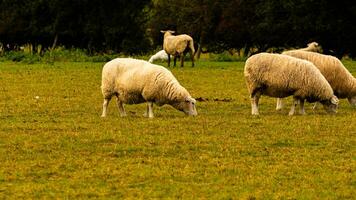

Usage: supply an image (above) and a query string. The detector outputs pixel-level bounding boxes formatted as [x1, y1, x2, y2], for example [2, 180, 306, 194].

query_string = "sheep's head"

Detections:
[172, 97, 197, 116]
[321, 95, 339, 114]
[307, 42, 322, 52]
[160, 30, 175, 38]
[307, 42, 318, 48]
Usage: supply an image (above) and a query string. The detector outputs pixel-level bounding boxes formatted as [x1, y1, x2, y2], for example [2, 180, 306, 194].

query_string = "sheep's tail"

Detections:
[187, 39, 195, 56]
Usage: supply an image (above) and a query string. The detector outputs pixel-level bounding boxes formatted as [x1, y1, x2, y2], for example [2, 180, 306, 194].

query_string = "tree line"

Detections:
[1, 0, 355, 58]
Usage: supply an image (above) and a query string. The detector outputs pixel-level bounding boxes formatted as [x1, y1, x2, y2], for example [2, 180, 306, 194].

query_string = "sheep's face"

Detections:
[172, 97, 197, 116]
[321, 95, 339, 114]
[348, 96, 356, 106]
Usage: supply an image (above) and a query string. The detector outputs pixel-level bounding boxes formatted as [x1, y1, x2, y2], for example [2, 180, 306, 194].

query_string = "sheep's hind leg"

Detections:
[289, 97, 299, 116]
[116, 99, 127, 117]
[276, 98, 284, 110]
[190, 49, 194, 67]
[299, 99, 306, 115]
[251, 93, 261, 115]
[101, 97, 111, 117]
[145, 102, 154, 118]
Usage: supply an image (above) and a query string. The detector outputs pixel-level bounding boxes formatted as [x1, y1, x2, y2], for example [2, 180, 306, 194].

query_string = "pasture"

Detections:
[0, 60, 355, 199]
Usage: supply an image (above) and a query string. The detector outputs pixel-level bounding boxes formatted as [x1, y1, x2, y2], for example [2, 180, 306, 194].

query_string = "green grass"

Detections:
[0, 60, 355, 199]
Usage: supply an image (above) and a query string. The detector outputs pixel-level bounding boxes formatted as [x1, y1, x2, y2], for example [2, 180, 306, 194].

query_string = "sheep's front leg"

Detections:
[276, 98, 284, 110]
[101, 97, 111, 117]
[145, 102, 154, 118]
[289, 98, 299, 116]
[167, 54, 171, 67]
[173, 56, 177, 67]
[180, 53, 184, 67]
[116, 99, 127, 117]
[299, 99, 306, 115]
[251, 93, 261, 115]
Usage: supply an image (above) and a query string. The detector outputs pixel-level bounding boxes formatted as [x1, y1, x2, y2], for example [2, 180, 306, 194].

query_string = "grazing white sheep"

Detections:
[244, 53, 339, 115]
[101, 58, 197, 118]
[276, 50, 356, 110]
[148, 50, 170, 63]
[161, 30, 195, 67]
[276, 42, 321, 110]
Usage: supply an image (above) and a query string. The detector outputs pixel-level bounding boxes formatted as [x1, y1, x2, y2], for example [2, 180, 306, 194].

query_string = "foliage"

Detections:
[0, 0, 152, 54]
[148, 0, 356, 57]
[1, 0, 356, 57]
[0, 48, 119, 63]
[0, 60, 355, 198]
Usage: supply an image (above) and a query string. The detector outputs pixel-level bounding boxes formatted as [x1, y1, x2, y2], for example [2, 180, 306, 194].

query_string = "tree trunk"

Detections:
[51, 34, 58, 51]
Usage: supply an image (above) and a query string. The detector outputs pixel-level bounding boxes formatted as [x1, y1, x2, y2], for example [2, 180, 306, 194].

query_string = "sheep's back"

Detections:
[283, 50, 355, 97]
[164, 35, 193, 54]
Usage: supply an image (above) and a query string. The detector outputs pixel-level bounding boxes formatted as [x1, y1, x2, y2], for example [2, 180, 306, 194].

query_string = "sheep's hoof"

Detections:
[101, 115, 106, 118]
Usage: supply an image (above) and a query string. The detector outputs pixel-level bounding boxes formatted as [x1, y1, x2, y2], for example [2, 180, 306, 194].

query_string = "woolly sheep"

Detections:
[101, 58, 197, 118]
[161, 30, 195, 67]
[298, 42, 321, 52]
[148, 50, 170, 63]
[276, 50, 356, 110]
[244, 53, 339, 115]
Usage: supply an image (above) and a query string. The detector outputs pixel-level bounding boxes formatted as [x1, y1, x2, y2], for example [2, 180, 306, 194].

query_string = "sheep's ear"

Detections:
[331, 95, 339, 105]
[169, 30, 175, 34]
[185, 97, 196, 103]
[160, 30, 166, 33]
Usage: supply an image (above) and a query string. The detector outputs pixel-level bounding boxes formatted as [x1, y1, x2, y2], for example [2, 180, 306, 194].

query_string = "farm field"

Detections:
[0, 60, 355, 199]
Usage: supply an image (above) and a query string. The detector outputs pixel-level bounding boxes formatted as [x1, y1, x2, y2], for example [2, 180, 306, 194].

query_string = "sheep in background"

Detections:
[101, 58, 197, 118]
[244, 53, 339, 115]
[161, 30, 195, 67]
[148, 50, 170, 63]
[298, 42, 322, 52]
[276, 50, 356, 110]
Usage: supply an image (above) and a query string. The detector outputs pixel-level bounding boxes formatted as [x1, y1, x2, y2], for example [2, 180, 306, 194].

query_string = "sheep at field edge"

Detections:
[161, 30, 195, 67]
[298, 42, 321, 52]
[275, 50, 356, 110]
[101, 58, 197, 118]
[244, 53, 339, 115]
[148, 50, 170, 63]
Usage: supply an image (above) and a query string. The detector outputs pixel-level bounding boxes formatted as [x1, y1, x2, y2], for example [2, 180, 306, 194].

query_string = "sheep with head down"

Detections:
[276, 50, 356, 110]
[101, 58, 197, 118]
[244, 53, 339, 115]
[148, 50, 170, 63]
[161, 30, 195, 67]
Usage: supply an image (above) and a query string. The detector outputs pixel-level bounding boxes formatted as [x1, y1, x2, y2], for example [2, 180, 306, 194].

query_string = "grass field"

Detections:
[0, 60, 355, 199]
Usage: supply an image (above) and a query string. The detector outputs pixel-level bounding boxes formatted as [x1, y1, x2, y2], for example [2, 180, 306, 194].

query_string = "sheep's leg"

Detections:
[312, 102, 318, 110]
[173, 56, 177, 67]
[289, 98, 299, 116]
[116, 99, 127, 117]
[180, 53, 184, 67]
[251, 93, 261, 115]
[276, 98, 284, 110]
[299, 99, 306, 115]
[146, 102, 154, 118]
[191, 50, 195, 67]
[101, 97, 111, 117]
[167, 54, 171, 67]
